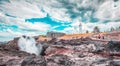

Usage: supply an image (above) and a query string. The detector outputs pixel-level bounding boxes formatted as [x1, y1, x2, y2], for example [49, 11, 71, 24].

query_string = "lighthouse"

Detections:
[79, 22, 82, 33]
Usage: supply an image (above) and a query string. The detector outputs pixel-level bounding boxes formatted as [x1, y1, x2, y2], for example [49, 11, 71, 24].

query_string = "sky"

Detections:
[0, 0, 120, 41]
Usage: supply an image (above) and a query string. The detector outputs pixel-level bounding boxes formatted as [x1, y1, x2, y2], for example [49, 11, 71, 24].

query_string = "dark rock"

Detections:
[90, 59, 109, 66]
[108, 41, 120, 52]
[0, 64, 6, 66]
[6, 59, 21, 66]
[78, 54, 86, 58]
[21, 55, 46, 66]
[47, 54, 75, 66]
[109, 61, 120, 66]
[40, 44, 49, 56]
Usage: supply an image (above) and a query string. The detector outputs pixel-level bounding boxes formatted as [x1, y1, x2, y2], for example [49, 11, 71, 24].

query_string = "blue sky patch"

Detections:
[25, 14, 72, 31]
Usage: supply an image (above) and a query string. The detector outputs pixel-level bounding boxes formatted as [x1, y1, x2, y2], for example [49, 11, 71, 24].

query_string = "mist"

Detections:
[18, 36, 42, 56]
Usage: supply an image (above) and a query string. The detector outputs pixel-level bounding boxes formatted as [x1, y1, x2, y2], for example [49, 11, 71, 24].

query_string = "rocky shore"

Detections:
[0, 37, 120, 66]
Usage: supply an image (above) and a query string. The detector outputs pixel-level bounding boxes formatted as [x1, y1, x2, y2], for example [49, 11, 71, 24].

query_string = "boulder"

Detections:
[47, 54, 75, 66]
[45, 45, 72, 57]
[21, 55, 46, 66]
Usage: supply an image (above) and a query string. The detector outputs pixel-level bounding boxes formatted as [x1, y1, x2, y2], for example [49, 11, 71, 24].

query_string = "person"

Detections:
[98, 34, 101, 39]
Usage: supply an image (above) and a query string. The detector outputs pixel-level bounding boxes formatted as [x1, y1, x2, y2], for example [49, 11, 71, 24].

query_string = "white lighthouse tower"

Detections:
[79, 22, 82, 33]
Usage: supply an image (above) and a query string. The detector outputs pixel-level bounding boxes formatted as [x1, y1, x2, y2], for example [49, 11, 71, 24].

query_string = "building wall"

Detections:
[46, 31, 65, 38]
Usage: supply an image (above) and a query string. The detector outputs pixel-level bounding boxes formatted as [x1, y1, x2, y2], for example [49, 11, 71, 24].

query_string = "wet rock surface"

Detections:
[0, 37, 120, 66]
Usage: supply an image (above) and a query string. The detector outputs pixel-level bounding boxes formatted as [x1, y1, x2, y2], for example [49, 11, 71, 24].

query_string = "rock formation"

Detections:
[0, 35, 120, 66]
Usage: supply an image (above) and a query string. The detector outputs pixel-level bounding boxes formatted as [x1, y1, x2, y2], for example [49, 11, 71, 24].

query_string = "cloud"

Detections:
[0, 30, 21, 41]
[95, 0, 120, 21]
[1, 0, 120, 22]
[17, 21, 51, 32]
[0, 13, 51, 31]
[62, 21, 120, 34]
[0, 0, 120, 41]
[0, 0, 46, 18]
[0, 11, 51, 41]
[0, 29, 41, 41]
[19, 0, 72, 22]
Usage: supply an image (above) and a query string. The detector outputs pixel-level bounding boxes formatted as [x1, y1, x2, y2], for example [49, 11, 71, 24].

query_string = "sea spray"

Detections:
[18, 36, 42, 56]
[18, 36, 26, 51]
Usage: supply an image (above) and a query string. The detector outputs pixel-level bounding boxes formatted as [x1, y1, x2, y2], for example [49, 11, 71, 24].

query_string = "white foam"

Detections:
[18, 36, 42, 56]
